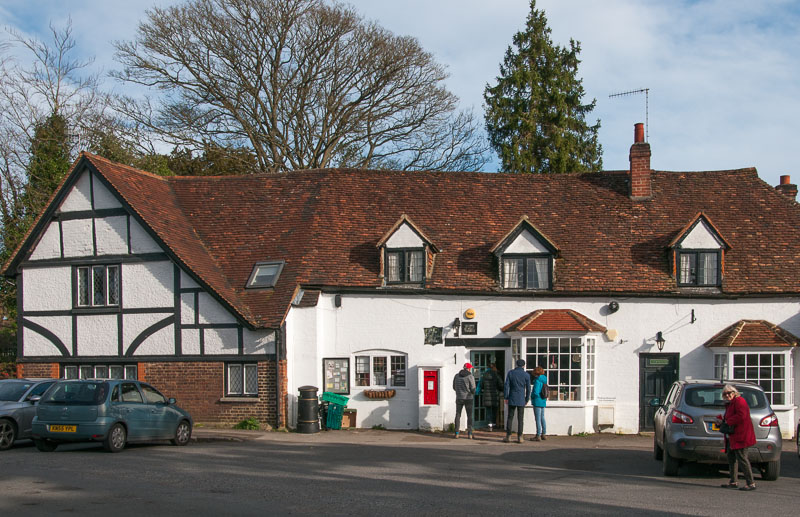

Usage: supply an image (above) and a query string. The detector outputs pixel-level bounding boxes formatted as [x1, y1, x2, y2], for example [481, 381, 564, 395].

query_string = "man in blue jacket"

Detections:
[503, 359, 531, 443]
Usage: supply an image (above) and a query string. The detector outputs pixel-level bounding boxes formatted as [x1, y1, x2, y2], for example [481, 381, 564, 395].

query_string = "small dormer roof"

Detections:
[490, 216, 559, 256]
[669, 212, 731, 250]
[376, 214, 440, 252]
[702, 320, 799, 348]
[501, 309, 606, 333]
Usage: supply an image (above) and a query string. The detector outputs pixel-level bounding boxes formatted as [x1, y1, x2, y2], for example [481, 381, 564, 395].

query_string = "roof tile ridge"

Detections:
[82, 152, 170, 181]
[725, 320, 746, 347]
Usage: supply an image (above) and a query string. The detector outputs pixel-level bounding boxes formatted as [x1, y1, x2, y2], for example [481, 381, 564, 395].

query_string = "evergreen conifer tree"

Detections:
[484, 0, 602, 174]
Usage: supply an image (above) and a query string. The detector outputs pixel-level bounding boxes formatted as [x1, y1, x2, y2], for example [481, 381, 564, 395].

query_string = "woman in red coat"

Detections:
[719, 385, 757, 491]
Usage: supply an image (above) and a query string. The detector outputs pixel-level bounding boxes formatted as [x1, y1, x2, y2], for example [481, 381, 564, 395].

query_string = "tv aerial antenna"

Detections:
[609, 88, 649, 141]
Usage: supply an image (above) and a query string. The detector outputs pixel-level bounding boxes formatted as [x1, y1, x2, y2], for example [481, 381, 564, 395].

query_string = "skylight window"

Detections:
[246, 261, 284, 288]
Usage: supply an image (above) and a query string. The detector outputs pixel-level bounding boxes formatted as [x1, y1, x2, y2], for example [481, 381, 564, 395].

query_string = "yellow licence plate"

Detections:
[49, 425, 76, 433]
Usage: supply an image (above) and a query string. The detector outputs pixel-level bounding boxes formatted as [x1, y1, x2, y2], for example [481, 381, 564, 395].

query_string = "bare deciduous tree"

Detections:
[113, 0, 489, 172]
[0, 21, 111, 323]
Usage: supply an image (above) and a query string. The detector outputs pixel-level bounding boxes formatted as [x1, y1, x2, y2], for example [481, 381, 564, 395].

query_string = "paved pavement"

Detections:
[192, 425, 660, 450]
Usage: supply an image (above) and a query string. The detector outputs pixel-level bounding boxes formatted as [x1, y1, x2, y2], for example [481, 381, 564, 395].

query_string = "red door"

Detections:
[423, 370, 438, 405]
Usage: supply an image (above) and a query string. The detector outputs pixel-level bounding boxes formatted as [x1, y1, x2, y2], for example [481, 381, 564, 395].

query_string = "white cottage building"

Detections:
[5, 125, 800, 437]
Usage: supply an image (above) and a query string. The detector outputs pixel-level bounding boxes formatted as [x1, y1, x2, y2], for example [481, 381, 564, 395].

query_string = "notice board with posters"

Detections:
[323, 358, 350, 394]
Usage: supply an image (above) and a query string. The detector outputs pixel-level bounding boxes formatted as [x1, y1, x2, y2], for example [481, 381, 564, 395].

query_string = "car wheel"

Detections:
[761, 459, 780, 481]
[171, 420, 192, 446]
[662, 447, 679, 476]
[0, 419, 16, 451]
[104, 423, 126, 453]
[33, 439, 58, 452]
[653, 433, 663, 461]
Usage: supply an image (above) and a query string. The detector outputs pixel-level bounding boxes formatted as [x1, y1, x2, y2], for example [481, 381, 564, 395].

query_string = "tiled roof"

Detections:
[702, 320, 799, 348]
[8, 152, 800, 329]
[501, 309, 606, 333]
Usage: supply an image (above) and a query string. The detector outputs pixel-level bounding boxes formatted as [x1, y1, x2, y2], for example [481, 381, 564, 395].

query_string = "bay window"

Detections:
[525, 336, 596, 402]
[713, 351, 793, 406]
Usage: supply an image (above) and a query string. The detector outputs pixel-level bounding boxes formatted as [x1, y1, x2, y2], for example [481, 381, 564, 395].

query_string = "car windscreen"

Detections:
[684, 386, 768, 410]
[39, 382, 108, 405]
[0, 382, 33, 401]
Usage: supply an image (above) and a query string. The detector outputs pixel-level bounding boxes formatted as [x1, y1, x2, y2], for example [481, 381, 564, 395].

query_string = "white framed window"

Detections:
[525, 336, 596, 402]
[226, 363, 258, 396]
[730, 351, 791, 406]
[502, 255, 551, 289]
[63, 364, 137, 380]
[354, 353, 407, 388]
[76, 265, 120, 307]
[713, 353, 727, 381]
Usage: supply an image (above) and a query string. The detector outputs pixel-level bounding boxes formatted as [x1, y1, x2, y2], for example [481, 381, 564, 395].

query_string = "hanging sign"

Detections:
[424, 326, 443, 345]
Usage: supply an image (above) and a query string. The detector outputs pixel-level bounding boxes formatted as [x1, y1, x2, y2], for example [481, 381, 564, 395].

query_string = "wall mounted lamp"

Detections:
[655, 331, 665, 352]
[608, 301, 619, 314]
[453, 317, 461, 337]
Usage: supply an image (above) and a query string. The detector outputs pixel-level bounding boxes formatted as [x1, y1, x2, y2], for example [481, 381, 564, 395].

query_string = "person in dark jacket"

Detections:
[503, 359, 531, 443]
[718, 385, 757, 491]
[453, 363, 476, 439]
[480, 363, 504, 431]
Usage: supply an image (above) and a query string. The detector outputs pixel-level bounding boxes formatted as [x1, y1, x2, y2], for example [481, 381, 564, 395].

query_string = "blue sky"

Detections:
[2, 0, 799, 187]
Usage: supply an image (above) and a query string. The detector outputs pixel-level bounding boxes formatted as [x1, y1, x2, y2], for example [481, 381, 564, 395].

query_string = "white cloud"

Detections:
[3, 0, 799, 185]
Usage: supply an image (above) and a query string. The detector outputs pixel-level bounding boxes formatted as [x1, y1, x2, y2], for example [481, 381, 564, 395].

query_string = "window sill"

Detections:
[219, 396, 259, 403]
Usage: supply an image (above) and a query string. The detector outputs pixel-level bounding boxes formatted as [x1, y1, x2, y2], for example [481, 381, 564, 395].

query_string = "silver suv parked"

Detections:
[653, 379, 781, 480]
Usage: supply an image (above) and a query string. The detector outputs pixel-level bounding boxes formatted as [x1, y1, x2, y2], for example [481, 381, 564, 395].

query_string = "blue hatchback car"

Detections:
[32, 379, 192, 452]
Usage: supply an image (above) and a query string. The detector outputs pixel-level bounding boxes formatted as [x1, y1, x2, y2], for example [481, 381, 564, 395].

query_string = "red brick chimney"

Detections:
[629, 123, 652, 199]
[775, 175, 797, 201]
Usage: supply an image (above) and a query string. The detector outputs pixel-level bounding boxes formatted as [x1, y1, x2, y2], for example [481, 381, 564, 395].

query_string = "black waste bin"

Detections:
[297, 386, 320, 434]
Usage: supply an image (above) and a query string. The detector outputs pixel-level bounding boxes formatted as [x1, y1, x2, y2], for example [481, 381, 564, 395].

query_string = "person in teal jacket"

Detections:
[530, 366, 548, 441]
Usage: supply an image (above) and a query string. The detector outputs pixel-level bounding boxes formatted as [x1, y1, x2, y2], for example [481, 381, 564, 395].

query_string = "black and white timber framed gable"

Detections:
[5, 155, 277, 366]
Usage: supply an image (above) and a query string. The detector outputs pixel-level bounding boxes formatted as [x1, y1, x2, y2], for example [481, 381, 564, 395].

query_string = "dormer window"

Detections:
[678, 251, 719, 286]
[502, 255, 551, 289]
[246, 260, 284, 289]
[377, 215, 439, 288]
[386, 249, 424, 284]
[491, 217, 558, 291]
[670, 213, 729, 289]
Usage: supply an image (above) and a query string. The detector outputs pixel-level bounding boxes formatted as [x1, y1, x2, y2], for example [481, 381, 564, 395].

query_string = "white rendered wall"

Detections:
[286, 293, 800, 435]
[76, 314, 118, 356]
[124, 313, 172, 354]
[61, 219, 93, 257]
[23, 316, 71, 356]
[29, 222, 61, 260]
[123, 262, 174, 309]
[95, 216, 128, 255]
[132, 324, 174, 356]
[198, 292, 236, 324]
[680, 221, 722, 249]
[129, 219, 161, 254]
[204, 328, 240, 355]
[505, 230, 550, 254]
[385, 223, 423, 248]
[23, 268, 71, 311]
[243, 329, 276, 355]
[59, 172, 93, 212]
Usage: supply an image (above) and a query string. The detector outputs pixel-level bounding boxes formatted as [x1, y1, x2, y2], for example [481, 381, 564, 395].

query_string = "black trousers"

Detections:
[455, 398, 474, 432]
[506, 405, 524, 436]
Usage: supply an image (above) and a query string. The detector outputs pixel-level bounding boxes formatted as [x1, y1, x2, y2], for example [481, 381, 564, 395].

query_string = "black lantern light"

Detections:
[655, 331, 665, 351]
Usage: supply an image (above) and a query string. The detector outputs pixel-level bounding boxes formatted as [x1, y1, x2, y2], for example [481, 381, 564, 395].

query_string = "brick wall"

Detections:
[18, 362, 59, 379]
[141, 360, 282, 428]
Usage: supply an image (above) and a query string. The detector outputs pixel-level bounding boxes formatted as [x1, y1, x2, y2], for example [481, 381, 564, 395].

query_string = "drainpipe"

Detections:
[275, 325, 283, 429]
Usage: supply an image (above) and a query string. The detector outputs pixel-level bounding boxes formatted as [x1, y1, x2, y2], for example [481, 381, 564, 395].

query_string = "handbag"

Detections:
[719, 421, 735, 435]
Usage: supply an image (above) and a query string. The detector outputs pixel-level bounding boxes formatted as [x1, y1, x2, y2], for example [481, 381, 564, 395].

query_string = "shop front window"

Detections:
[525, 336, 596, 402]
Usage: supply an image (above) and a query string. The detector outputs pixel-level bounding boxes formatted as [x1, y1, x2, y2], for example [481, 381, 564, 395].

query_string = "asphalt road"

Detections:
[1, 431, 798, 516]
